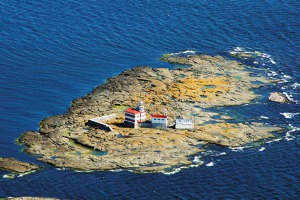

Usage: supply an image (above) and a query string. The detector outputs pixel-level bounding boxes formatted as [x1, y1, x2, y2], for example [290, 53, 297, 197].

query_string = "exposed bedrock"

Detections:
[17, 54, 282, 172]
[0, 157, 41, 174]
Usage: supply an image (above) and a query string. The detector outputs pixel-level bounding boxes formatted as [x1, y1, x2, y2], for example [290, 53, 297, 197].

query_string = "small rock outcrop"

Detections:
[0, 157, 41, 174]
[268, 92, 291, 103]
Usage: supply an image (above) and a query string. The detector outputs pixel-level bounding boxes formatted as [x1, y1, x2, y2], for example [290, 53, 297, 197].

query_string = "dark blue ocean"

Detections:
[1, 0, 300, 199]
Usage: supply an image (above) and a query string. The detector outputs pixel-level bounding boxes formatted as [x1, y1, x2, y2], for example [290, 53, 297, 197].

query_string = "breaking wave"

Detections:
[205, 162, 214, 167]
[229, 47, 276, 66]
[266, 138, 282, 144]
[258, 147, 266, 152]
[285, 124, 300, 141]
[260, 116, 269, 119]
[170, 50, 197, 57]
[280, 112, 299, 119]
[230, 147, 245, 152]
[162, 162, 204, 175]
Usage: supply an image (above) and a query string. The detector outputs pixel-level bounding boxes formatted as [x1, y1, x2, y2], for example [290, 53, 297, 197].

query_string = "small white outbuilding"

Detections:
[175, 119, 194, 130]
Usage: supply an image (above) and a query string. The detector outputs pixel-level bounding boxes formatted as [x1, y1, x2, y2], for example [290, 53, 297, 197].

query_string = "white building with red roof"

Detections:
[124, 102, 146, 128]
[151, 109, 168, 130]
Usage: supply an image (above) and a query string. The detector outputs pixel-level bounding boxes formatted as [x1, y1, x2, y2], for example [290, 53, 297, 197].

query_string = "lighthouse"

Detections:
[124, 102, 146, 128]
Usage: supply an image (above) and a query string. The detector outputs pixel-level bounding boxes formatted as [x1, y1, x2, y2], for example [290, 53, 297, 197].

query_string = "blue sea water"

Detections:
[0, 0, 300, 199]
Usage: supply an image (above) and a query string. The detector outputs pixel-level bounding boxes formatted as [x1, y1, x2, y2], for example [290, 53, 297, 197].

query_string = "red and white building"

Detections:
[124, 102, 146, 128]
[151, 109, 168, 130]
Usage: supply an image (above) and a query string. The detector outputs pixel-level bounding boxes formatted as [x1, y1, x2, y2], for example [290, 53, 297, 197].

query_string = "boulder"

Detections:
[268, 92, 291, 103]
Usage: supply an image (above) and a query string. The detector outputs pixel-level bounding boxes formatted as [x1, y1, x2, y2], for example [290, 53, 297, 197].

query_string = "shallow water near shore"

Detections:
[1, 0, 300, 199]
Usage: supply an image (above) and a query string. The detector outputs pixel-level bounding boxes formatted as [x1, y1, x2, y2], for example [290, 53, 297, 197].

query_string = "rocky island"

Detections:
[17, 54, 281, 173]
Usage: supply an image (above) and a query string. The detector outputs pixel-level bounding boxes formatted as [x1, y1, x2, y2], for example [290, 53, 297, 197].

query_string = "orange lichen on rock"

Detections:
[167, 76, 230, 102]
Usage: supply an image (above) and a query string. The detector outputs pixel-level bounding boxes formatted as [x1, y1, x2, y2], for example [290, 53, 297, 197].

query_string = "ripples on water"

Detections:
[0, 0, 299, 199]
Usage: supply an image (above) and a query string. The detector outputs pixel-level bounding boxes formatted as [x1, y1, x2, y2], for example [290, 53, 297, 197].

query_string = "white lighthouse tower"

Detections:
[124, 101, 146, 128]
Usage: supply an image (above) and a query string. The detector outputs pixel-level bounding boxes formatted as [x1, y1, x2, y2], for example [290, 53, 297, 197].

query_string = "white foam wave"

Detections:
[230, 147, 244, 151]
[260, 53, 277, 65]
[279, 79, 288, 83]
[285, 124, 300, 141]
[230, 47, 277, 67]
[261, 53, 270, 58]
[214, 152, 227, 156]
[229, 47, 276, 67]
[283, 92, 295, 102]
[260, 54, 277, 66]
[229, 47, 261, 57]
[274, 138, 282, 142]
[270, 58, 276, 64]
[285, 132, 295, 141]
[109, 169, 124, 173]
[260, 116, 269, 119]
[283, 75, 292, 79]
[74, 169, 94, 173]
[3, 170, 36, 179]
[266, 138, 282, 143]
[267, 70, 278, 77]
[193, 155, 202, 163]
[205, 162, 214, 167]
[163, 167, 182, 175]
[56, 167, 67, 171]
[162, 161, 204, 175]
[258, 147, 266, 152]
[280, 112, 299, 119]
[291, 83, 300, 89]
[234, 47, 244, 52]
[201, 150, 215, 156]
[181, 50, 196, 54]
[3, 174, 15, 179]
[281, 86, 288, 90]
[279, 74, 294, 84]
[171, 50, 197, 56]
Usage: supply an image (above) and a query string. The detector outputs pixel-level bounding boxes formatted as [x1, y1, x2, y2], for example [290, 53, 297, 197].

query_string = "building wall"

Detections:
[87, 120, 113, 131]
[151, 118, 167, 124]
[175, 119, 194, 130]
[125, 112, 146, 123]
[138, 121, 152, 128]
[91, 114, 117, 122]
[175, 123, 193, 130]
[124, 121, 137, 128]
[87, 114, 116, 131]
[152, 123, 168, 130]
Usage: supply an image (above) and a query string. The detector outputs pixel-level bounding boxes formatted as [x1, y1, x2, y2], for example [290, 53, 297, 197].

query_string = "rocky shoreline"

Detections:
[17, 54, 282, 173]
